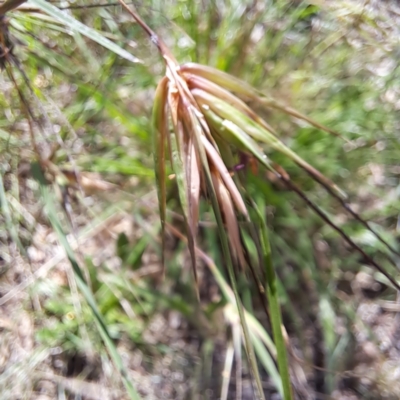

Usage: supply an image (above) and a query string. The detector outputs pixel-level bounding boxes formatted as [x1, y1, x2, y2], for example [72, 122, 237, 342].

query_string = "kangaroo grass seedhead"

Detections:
[119, 0, 400, 293]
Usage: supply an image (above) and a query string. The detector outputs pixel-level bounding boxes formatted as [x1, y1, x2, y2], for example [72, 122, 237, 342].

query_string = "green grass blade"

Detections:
[253, 201, 293, 400]
[194, 88, 344, 195]
[187, 75, 277, 135]
[199, 106, 274, 172]
[251, 332, 283, 397]
[28, 0, 141, 64]
[196, 90, 345, 198]
[220, 339, 234, 400]
[188, 111, 266, 400]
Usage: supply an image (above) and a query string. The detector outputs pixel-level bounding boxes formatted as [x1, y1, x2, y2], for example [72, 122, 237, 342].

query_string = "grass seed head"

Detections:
[152, 55, 349, 276]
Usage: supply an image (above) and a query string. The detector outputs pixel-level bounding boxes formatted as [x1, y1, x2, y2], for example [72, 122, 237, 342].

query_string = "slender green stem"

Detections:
[254, 202, 293, 400]
[189, 114, 265, 400]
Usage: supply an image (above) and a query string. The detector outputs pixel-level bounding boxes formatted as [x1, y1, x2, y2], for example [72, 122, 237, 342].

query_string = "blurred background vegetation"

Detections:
[0, 0, 400, 399]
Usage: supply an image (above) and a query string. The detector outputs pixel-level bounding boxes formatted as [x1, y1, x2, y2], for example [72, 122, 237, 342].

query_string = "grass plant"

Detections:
[0, 1, 399, 399]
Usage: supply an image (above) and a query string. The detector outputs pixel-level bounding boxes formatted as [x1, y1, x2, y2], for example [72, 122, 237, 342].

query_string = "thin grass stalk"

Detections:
[167, 223, 283, 395]
[219, 219, 265, 400]
[232, 323, 243, 400]
[220, 339, 234, 400]
[253, 201, 293, 400]
[251, 332, 283, 396]
[188, 111, 266, 400]
[278, 176, 400, 291]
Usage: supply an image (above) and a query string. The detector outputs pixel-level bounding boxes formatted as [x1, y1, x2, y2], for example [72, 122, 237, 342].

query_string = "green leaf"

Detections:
[253, 201, 293, 400]
[28, 0, 141, 64]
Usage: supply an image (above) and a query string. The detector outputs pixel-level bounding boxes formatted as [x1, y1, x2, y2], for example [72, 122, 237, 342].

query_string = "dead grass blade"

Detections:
[211, 169, 246, 269]
[170, 118, 199, 291]
[201, 135, 248, 216]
